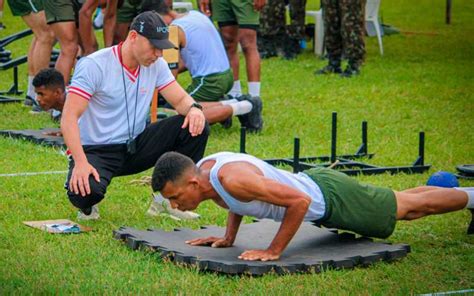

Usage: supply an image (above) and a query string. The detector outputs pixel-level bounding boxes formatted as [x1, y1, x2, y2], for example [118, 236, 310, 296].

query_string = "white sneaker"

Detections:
[77, 205, 100, 221]
[147, 193, 200, 221]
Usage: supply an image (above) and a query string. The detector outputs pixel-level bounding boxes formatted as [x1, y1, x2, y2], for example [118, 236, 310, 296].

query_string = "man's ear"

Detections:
[188, 176, 199, 188]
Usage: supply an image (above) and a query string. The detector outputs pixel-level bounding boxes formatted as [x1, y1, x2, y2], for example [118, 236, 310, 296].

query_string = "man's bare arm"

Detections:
[79, 0, 99, 55]
[61, 93, 100, 197]
[220, 163, 311, 261]
[186, 212, 243, 247]
[103, 0, 118, 47]
[159, 81, 206, 136]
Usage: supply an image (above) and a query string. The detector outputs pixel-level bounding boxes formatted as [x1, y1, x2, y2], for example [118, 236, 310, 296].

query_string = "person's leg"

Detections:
[284, 0, 307, 59]
[50, 21, 79, 83]
[401, 186, 440, 194]
[339, 0, 365, 77]
[66, 145, 125, 212]
[395, 187, 469, 220]
[239, 28, 260, 94]
[0, 0, 4, 29]
[315, 0, 343, 74]
[117, 115, 210, 176]
[220, 25, 240, 83]
[21, 11, 55, 74]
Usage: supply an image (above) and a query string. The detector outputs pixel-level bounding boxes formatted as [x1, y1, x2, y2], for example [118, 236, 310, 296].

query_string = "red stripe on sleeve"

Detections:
[157, 80, 176, 91]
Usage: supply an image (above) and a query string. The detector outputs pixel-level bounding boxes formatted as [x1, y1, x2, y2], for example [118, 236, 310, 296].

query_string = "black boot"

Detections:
[315, 60, 342, 75]
[340, 61, 361, 78]
[282, 37, 301, 60]
[258, 35, 278, 59]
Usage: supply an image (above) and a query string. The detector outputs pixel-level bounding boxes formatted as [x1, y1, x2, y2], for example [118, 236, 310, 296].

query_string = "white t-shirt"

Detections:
[68, 44, 175, 145]
[171, 11, 230, 78]
[197, 152, 326, 221]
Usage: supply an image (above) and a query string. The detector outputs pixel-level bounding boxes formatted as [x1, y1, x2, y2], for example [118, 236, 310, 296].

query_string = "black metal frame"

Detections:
[0, 30, 61, 103]
[239, 112, 431, 176]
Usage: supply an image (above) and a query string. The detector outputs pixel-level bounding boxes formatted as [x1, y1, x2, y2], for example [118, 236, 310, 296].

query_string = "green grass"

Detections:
[1, 0, 474, 294]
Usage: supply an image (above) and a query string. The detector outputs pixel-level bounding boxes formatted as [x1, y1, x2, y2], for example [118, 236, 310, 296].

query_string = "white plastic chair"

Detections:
[305, 10, 324, 56]
[365, 0, 383, 55]
[173, 1, 193, 12]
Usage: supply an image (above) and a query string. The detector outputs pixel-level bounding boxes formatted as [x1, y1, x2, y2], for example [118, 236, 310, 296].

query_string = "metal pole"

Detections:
[240, 127, 246, 153]
[293, 137, 300, 173]
[362, 121, 368, 155]
[418, 132, 425, 166]
[331, 112, 337, 163]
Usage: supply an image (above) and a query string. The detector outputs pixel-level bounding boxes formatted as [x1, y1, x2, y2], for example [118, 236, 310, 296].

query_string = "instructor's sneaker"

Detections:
[77, 205, 100, 221]
[468, 209, 474, 235]
[147, 193, 200, 221]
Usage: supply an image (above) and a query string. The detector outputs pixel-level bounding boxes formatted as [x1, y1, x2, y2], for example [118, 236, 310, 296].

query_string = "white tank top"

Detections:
[171, 11, 230, 77]
[197, 152, 326, 221]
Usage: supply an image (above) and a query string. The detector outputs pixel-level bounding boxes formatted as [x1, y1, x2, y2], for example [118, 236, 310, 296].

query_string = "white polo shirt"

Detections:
[69, 44, 175, 145]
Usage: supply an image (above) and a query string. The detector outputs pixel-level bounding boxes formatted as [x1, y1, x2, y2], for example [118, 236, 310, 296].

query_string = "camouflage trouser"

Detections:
[259, 0, 286, 37]
[322, 0, 366, 66]
[287, 0, 307, 40]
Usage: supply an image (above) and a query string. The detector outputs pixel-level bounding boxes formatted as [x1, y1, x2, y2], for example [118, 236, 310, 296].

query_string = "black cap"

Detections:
[130, 11, 177, 50]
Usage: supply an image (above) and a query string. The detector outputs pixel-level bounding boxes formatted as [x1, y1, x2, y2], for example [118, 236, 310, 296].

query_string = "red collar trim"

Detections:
[115, 42, 140, 80]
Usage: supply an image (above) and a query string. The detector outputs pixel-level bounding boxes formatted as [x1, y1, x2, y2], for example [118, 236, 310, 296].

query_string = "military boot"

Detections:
[340, 61, 361, 78]
[315, 59, 342, 75]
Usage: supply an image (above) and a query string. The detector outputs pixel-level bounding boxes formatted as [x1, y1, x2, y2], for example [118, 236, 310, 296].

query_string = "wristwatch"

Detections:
[189, 102, 203, 111]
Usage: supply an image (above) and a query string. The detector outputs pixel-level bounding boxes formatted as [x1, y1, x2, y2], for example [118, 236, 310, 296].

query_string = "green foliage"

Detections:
[0, 0, 473, 294]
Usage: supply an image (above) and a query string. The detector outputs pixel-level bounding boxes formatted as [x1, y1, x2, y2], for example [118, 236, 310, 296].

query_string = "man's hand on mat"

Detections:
[182, 107, 206, 137]
[185, 236, 233, 248]
[238, 249, 280, 261]
[70, 161, 100, 197]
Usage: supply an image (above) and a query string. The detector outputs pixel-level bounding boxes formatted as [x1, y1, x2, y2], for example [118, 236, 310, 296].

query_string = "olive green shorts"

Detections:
[211, 0, 260, 28]
[186, 69, 233, 102]
[43, 0, 82, 24]
[117, 0, 141, 24]
[7, 0, 43, 17]
[304, 168, 397, 239]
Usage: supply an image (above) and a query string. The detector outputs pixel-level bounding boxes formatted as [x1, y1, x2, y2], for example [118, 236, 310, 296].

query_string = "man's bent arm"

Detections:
[103, 0, 118, 47]
[160, 81, 206, 136]
[79, 0, 99, 55]
[61, 93, 100, 196]
[220, 163, 311, 259]
[61, 93, 89, 164]
[224, 212, 243, 244]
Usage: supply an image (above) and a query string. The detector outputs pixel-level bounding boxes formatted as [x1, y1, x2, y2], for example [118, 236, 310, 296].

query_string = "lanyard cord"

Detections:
[120, 46, 139, 141]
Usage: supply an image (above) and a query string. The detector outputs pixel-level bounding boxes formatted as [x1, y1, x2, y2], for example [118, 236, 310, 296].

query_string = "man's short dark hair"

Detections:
[140, 0, 170, 14]
[32, 68, 65, 91]
[152, 151, 197, 192]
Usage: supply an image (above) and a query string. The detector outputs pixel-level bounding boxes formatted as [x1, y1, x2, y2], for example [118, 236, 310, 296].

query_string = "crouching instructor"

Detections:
[61, 11, 209, 218]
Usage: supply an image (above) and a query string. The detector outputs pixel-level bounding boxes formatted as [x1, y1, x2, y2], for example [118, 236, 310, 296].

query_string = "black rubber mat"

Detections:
[0, 128, 64, 147]
[114, 220, 410, 275]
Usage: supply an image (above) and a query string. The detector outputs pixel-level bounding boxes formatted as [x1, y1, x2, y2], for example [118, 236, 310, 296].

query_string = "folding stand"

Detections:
[240, 112, 431, 176]
[0, 29, 59, 103]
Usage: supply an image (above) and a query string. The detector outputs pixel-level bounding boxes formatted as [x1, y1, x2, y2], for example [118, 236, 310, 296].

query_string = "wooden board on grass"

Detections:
[23, 219, 92, 234]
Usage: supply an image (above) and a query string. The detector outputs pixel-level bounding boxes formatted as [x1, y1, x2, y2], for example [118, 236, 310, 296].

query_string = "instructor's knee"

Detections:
[67, 179, 106, 209]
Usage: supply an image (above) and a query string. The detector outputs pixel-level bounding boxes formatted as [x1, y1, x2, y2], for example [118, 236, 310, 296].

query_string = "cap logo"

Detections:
[139, 21, 145, 33]
[156, 26, 169, 34]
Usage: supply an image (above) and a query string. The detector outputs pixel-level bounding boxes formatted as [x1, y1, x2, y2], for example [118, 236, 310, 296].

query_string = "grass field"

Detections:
[1, 0, 473, 294]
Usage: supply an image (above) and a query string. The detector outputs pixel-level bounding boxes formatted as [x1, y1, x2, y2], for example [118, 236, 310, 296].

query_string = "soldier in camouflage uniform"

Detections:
[284, 0, 307, 59]
[257, 0, 286, 59]
[258, 0, 306, 59]
[315, 0, 366, 77]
